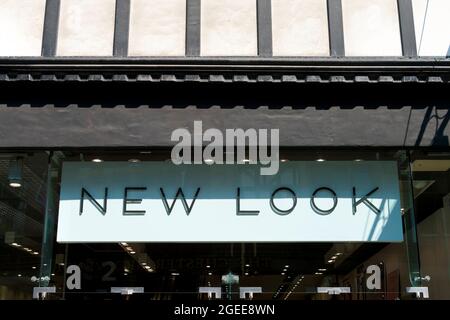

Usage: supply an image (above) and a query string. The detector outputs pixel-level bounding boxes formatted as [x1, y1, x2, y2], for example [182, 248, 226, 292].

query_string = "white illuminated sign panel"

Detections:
[57, 161, 403, 242]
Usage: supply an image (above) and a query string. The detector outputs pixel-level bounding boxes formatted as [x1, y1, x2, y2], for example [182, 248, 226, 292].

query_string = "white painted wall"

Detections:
[201, 0, 258, 56]
[128, 0, 186, 56]
[1, 0, 447, 58]
[272, 0, 329, 56]
[57, 0, 116, 56]
[412, 0, 450, 57]
[0, 0, 46, 56]
[342, 0, 402, 56]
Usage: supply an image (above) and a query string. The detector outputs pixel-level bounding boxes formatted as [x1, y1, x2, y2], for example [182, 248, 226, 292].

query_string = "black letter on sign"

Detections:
[236, 188, 260, 216]
[270, 187, 297, 216]
[352, 187, 381, 215]
[123, 187, 147, 215]
[160, 188, 200, 216]
[310, 187, 338, 216]
[80, 188, 108, 215]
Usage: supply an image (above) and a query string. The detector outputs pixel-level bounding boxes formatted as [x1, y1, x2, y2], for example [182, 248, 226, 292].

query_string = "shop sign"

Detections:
[57, 161, 403, 242]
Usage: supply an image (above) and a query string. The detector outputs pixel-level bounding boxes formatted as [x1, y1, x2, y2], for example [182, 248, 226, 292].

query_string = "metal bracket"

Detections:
[111, 287, 144, 295]
[240, 287, 262, 299]
[199, 287, 222, 299]
[317, 287, 351, 295]
[33, 287, 56, 299]
[406, 287, 429, 299]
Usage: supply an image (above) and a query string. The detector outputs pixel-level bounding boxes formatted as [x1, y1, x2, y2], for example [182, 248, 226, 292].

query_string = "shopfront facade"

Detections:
[0, 0, 450, 300]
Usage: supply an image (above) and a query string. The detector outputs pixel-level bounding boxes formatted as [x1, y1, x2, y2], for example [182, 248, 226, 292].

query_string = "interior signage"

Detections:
[57, 161, 403, 242]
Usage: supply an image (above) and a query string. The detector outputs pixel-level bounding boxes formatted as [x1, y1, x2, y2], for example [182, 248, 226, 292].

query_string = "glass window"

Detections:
[0, 153, 49, 299]
[410, 151, 450, 299]
[4, 149, 448, 300]
[36, 149, 421, 300]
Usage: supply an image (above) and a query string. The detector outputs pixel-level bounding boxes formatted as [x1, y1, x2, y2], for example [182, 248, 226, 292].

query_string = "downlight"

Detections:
[8, 157, 23, 188]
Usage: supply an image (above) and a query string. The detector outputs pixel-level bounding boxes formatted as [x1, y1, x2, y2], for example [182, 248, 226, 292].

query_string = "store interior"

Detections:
[0, 150, 449, 300]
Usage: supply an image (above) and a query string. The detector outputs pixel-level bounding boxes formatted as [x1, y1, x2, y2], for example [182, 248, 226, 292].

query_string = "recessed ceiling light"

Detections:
[128, 159, 140, 163]
[91, 158, 103, 163]
[245, 264, 250, 267]
[244, 272, 249, 276]
[208, 272, 212, 276]
[327, 259, 334, 263]
[8, 158, 23, 188]
[318, 268, 327, 272]
[33, 252, 39, 255]
[331, 255, 337, 259]
[315, 272, 323, 275]
[281, 159, 288, 163]
[242, 159, 250, 163]
[130, 251, 135, 254]
[284, 265, 289, 268]
[355, 159, 363, 162]
[32, 266, 36, 270]
[17, 274, 22, 277]
[51, 273, 55, 276]
[9, 182, 21, 188]
[171, 272, 180, 276]
[206, 265, 210, 269]
[281, 272, 285, 275]
[204, 159, 214, 164]
[316, 158, 326, 162]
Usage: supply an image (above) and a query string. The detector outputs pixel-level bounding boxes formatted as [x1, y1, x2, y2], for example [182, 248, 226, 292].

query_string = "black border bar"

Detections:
[257, 0, 273, 57]
[41, 0, 61, 57]
[113, 0, 131, 57]
[186, 0, 201, 56]
[397, 0, 418, 57]
[327, 0, 345, 57]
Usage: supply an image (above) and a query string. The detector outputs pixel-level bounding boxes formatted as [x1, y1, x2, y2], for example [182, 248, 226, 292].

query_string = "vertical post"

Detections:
[39, 152, 62, 288]
[397, 0, 418, 57]
[41, 0, 61, 57]
[257, 0, 272, 57]
[114, 0, 131, 57]
[327, 0, 345, 57]
[186, 0, 201, 56]
[397, 150, 421, 287]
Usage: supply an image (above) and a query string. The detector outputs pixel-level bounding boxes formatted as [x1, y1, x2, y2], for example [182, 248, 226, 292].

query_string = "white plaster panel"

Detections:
[201, 0, 258, 56]
[342, 0, 402, 56]
[272, 0, 329, 56]
[57, 0, 116, 56]
[0, 0, 46, 56]
[412, 0, 450, 56]
[128, 0, 186, 56]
